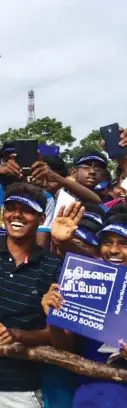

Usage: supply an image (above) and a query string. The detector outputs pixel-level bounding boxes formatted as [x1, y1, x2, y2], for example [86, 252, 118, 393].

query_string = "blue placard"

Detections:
[47, 253, 127, 347]
[38, 144, 59, 157]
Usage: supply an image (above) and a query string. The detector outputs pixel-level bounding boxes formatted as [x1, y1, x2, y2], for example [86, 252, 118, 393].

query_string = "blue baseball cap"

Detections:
[98, 223, 127, 239]
[84, 212, 103, 225]
[0, 142, 15, 158]
[74, 151, 107, 168]
[75, 227, 99, 246]
[5, 195, 43, 214]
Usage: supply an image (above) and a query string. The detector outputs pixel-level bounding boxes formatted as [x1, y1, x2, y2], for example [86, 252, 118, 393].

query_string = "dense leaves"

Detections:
[0, 117, 75, 147]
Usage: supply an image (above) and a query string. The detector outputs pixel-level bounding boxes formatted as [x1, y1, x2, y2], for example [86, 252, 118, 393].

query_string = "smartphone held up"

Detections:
[14, 140, 38, 179]
[100, 123, 127, 160]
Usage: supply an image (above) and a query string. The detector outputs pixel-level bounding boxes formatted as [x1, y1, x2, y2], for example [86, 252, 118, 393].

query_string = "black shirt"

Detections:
[0, 238, 63, 391]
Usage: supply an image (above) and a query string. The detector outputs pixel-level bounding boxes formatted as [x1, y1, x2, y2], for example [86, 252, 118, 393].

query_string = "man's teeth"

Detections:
[11, 222, 24, 230]
[109, 258, 123, 263]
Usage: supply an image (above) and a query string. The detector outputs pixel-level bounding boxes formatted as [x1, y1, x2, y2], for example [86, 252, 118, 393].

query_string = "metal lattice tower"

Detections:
[27, 89, 36, 124]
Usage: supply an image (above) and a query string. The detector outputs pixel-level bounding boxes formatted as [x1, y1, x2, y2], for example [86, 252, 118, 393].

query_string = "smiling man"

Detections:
[99, 206, 127, 265]
[0, 182, 65, 408]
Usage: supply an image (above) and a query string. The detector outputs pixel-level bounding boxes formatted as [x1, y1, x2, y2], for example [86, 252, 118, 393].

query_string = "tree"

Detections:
[70, 130, 102, 161]
[0, 117, 75, 147]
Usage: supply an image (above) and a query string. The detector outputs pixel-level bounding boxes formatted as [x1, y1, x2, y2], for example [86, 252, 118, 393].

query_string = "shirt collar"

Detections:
[0, 237, 43, 263]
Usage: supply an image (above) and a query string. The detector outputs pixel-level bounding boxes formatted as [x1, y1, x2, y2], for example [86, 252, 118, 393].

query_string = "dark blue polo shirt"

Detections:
[0, 238, 63, 391]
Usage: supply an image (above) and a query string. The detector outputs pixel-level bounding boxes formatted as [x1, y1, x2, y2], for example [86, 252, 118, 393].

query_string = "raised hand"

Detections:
[119, 129, 127, 147]
[100, 128, 127, 149]
[31, 160, 49, 183]
[51, 201, 85, 242]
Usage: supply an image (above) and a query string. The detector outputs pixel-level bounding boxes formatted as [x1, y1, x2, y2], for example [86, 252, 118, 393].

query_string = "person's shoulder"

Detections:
[40, 246, 62, 265]
[37, 246, 63, 283]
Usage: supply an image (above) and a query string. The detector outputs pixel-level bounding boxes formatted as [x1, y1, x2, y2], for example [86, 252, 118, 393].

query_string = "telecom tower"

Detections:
[27, 90, 36, 124]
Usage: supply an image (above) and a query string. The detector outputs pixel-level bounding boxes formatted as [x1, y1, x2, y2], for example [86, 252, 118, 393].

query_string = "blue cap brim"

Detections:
[84, 212, 103, 225]
[5, 196, 43, 214]
[1, 148, 15, 155]
[75, 155, 106, 167]
[75, 227, 98, 246]
[98, 223, 127, 239]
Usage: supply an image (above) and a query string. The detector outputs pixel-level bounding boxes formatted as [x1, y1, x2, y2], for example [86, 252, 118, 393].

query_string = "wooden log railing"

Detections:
[0, 343, 127, 382]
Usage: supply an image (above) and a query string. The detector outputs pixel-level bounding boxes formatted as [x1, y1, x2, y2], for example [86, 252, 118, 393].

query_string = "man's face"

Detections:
[76, 161, 105, 188]
[100, 232, 127, 265]
[3, 201, 44, 240]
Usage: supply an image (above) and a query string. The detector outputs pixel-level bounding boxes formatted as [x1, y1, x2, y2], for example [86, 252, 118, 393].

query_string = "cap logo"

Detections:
[76, 155, 106, 167]
[75, 228, 98, 246]
[104, 224, 127, 236]
[5, 196, 43, 214]
[85, 212, 103, 225]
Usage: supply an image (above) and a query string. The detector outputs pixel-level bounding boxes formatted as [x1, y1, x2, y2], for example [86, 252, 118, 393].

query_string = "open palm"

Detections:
[51, 202, 85, 242]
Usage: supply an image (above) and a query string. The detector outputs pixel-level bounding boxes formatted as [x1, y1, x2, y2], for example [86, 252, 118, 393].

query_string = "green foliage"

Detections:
[70, 130, 102, 161]
[0, 117, 75, 147]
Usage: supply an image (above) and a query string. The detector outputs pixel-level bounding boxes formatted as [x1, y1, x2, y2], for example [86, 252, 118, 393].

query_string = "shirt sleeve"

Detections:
[37, 193, 56, 233]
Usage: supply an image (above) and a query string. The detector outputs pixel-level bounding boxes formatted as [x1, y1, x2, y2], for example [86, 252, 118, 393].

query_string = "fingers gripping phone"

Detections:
[100, 123, 127, 159]
[14, 140, 38, 177]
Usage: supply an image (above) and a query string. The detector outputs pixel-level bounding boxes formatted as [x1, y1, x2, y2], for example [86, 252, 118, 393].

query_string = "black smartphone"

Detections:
[100, 123, 127, 159]
[14, 139, 38, 176]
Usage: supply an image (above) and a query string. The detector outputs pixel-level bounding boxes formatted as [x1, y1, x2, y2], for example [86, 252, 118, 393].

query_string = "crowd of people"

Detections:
[0, 130, 127, 407]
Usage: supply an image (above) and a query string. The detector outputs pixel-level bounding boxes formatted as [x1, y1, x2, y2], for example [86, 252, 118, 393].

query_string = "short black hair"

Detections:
[5, 182, 47, 213]
[73, 149, 107, 168]
[104, 203, 127, 226]
[44, 155, 68, 178]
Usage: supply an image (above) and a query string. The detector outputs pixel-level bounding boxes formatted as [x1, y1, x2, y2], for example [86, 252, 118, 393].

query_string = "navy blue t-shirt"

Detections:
[73, 338, 127, 408]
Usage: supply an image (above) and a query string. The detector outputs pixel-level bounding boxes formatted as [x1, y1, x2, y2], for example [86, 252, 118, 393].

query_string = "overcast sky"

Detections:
[0, 0, 127, 141]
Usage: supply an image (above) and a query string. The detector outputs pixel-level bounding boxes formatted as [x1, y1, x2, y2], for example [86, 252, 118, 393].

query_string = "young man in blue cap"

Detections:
[0, 182, 73, 408]
[0, 142, 56, 248]
[99, 203, 127, 266]
[72, 150, 108, 190]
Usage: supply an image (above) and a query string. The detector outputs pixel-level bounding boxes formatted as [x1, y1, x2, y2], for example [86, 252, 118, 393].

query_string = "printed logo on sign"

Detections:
[61, 256, 117, 315]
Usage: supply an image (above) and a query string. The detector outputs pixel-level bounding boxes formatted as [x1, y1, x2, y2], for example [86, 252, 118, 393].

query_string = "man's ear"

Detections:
[39, 213, 46, 226]
[70, 168, 78, 180]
